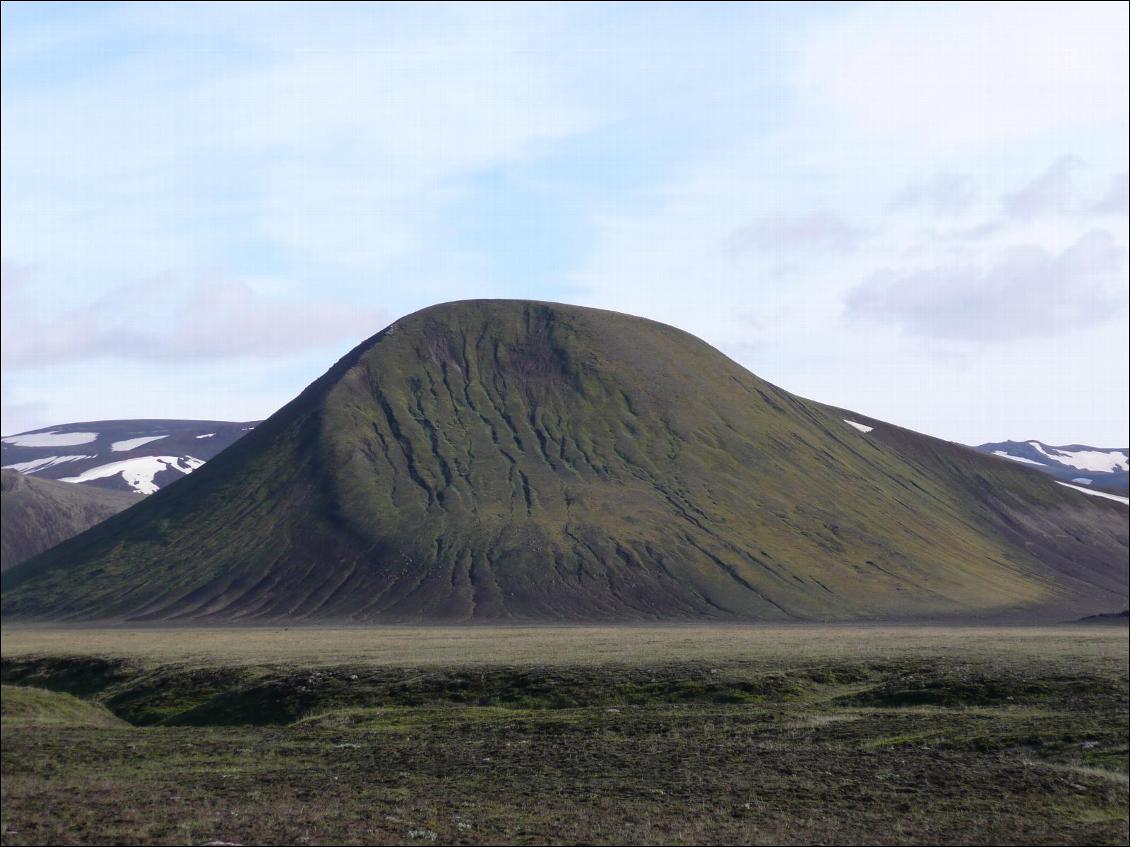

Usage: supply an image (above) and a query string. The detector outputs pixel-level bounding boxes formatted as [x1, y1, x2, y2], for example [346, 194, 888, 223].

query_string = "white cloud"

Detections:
[1, 3, 607, 298]
[801, 3, 1130, 149]
[1, 267, 386, 369]
[1092, 173, 1129, 216]
[729, 211, 868, 254]
[846, 230, 1127, 341]
[1003, 156, 1085, 219]
[1, 4, 616, 432]
[891, 173, 980, 216]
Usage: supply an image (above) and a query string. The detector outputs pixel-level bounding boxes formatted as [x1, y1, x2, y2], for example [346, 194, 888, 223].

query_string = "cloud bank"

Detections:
[847, 230, 1126, 342]
[1, 266, 385, 369]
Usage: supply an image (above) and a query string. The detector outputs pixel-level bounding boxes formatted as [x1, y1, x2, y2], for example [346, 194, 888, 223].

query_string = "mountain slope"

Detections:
[2, 300, 1126, 622]
[1, 420, 259, 494]
[1, 470, 138, 571]
[975, 440, 1129, 493]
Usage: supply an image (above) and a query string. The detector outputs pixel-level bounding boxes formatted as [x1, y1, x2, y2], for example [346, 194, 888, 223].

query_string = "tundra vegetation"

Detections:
[2, 625, 1127, 846]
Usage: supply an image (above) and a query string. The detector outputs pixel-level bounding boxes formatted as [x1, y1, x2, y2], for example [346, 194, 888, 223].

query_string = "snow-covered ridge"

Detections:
[1056, 482, 1130, 506]
[2, 455, 96, 474]
[2, 431, 98, 447]
[112, 435, 168, 452]
[60, 456, 205, 495]
[1, 419, 260, 493]
[1028, 442, 1128, 473]
[976, 439, 1128, 494]
[994, 451, 1046, 466]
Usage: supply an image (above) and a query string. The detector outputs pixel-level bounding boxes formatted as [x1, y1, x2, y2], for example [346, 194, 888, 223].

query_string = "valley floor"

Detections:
[1, 626, 1127, 846]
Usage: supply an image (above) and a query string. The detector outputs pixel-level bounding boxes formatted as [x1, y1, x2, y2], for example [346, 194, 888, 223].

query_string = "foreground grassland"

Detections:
[1, 626, 1127, 846]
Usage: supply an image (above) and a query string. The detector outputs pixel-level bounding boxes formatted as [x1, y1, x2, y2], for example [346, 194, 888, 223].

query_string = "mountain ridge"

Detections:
[975, 439, 1128, 493]
[1, 419, 259, 494]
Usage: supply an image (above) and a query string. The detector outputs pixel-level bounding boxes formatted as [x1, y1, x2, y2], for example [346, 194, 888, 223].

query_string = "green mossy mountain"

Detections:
[2, 301, 1126, 622]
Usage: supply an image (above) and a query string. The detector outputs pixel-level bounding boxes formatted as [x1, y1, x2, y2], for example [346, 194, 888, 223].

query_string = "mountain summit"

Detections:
[3, 300, 1126, 622]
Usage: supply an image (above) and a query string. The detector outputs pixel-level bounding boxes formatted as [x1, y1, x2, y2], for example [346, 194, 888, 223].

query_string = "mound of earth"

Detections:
[2, 300, 1126, 622]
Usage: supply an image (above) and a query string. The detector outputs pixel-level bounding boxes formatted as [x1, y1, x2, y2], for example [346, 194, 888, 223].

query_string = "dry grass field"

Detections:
[2, 624, 1127, 845]
[4, 623, 1126, 667]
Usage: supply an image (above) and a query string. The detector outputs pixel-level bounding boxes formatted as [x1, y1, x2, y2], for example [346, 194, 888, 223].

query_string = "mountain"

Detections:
[1075, 609, 1129, 625]
[975, 440, 1129, 494]
[2, 300, 1126, 623]
[1, 420, 259, 495]
[1, 470, 138, 571]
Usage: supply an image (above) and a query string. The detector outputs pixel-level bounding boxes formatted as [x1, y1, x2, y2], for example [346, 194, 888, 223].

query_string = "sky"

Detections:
[2, 1, 1128, 446]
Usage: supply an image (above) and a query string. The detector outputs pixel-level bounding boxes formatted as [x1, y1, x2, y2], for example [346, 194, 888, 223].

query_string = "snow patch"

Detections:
[844, 420, 873, 433]
[111, 435, 168, 452]
[1056, 482, 1130, 506]
[993, 451, 1046, 466]
[1072, 478, 1093, 485]
[2, 455, 96, 474]
[195, 433, 215, 439]
[1029, 442, 1128, 473]
[1, 431, 98, 447]
[59, 455, 205, 495]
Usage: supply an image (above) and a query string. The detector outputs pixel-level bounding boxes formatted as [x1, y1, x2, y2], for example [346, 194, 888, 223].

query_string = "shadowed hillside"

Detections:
[1, 470, 138, 571]
[2, 300, 1126, 622]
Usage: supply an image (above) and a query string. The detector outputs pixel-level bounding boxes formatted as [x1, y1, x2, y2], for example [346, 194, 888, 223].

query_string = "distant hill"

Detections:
[975, 440, 1128, 494]
[2, 300, 1126, 623]
[1, 469, 138, 571]
[1075, 609, 1129, 625]
[1, 420, 259, 495]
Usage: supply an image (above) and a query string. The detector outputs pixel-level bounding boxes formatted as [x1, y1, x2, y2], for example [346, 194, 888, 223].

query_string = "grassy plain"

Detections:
[2, 625, 1127, 845]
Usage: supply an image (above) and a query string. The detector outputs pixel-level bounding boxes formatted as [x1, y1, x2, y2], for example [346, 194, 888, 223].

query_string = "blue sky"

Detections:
[2, 1, 1127, 445]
